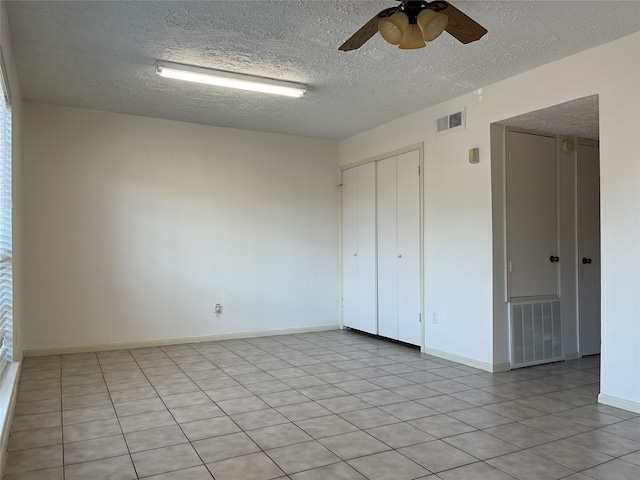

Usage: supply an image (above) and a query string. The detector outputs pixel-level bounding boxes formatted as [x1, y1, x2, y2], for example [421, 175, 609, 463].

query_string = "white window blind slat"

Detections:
[0, 46, 12, 382]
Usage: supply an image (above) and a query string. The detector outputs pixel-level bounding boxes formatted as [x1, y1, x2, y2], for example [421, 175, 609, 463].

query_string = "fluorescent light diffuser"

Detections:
[155, 61, 306, 98]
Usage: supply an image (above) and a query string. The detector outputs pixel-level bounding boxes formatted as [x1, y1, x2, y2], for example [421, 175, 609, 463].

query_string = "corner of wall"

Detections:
[564, 351, 580, 361]
[490, 123, 510, 367]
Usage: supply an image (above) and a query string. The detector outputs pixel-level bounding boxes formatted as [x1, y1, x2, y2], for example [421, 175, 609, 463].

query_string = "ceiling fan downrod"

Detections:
[397, 1, 449, 24]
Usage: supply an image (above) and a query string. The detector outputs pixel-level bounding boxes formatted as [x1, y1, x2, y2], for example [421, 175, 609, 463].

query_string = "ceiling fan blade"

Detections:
[339, 7, 398, 51]
[443, 2, 487, 44]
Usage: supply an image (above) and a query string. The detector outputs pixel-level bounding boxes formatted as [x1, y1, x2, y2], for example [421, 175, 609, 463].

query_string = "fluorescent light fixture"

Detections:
[155, 61, 306, 98]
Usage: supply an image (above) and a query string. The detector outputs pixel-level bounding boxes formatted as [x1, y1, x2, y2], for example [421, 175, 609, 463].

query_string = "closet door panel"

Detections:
[342, 167, 359, 330]
[377, 157, 399, 340]
[507, 131, 558, 298]
[397, 150, 421, 345]
[356, 162, 378, 334]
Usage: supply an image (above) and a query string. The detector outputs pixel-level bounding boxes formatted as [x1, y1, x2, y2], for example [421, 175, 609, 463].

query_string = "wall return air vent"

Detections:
[436, 108, 465, 135]
[510, 300, 563, 368]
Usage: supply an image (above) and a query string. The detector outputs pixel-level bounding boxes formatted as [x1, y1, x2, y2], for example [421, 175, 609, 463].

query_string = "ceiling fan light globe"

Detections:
[399, 24, 426, 50]
[417, 10, 449, 42]
[389, 11, 409, 30]
[379, 20, 402, 45]
[379, 12, 409, 45]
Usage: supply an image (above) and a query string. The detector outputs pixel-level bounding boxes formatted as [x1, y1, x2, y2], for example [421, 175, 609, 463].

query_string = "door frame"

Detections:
[339, 143, 425, 352]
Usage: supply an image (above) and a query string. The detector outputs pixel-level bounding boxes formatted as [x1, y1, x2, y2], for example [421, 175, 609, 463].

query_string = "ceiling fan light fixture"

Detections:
[155, 61, 307, 98]
[417, 9, 449, 42]
[399, 23, 426, 50]
[339, 1, 487, 51]
[378, 11, 409, 45]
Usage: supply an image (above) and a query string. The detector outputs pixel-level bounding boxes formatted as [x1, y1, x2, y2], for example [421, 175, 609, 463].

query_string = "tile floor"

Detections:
[5, 329, 640, 480]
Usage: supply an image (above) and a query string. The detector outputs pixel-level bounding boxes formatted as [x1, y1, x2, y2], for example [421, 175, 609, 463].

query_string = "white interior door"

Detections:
[578, 141, 601, 356]
[342, 163, 377, 334]
[396, 150, 421, 345]
[342, 167, 359, 330]
[507, 130, 559, 298]
[357, 162, 377, 334]
[377, 157, 399, 340]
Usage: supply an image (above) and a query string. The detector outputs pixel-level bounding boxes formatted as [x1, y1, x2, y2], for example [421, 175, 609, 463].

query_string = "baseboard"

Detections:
[491, 362, 512, 373]
[24, 324, 340, 357]
[0, 362, 21, 478]
[423, 347, 510, 373]
[598, 393, 640, 414]
[565, 351, 580, 361]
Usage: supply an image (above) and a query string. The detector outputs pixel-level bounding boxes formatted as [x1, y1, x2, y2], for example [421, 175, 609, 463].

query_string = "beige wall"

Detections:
[21, 104, 340, 351]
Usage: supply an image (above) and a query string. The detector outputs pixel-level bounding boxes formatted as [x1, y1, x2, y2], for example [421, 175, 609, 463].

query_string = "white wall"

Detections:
[22, 104, 340, 351]
[339, 33, 640, 410]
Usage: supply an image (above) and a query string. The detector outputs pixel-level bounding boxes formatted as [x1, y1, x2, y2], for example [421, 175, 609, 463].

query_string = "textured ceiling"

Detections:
[6, 1, 640, 140]
[500, 95, 600, 140]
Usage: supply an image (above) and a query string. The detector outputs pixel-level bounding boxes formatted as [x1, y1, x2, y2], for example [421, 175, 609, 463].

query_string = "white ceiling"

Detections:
[6, 1, 640, 140]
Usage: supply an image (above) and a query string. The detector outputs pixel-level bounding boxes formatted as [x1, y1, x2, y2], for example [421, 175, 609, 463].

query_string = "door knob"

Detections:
[582, 257, 592, 264]
[549, 256, 560, 263]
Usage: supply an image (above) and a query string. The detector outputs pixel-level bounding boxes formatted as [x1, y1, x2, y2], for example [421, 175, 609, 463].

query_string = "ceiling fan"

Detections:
[339, 0, 487, 51]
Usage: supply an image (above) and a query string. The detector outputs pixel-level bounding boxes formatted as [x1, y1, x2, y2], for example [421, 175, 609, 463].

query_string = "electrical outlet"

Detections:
[215, 304, 222, 314]
[431, 312, 439, 324]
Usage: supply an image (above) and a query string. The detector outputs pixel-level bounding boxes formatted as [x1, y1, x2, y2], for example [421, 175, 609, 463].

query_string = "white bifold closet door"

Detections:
[377, 151, 421, 345]
[342, 162, 377, 334]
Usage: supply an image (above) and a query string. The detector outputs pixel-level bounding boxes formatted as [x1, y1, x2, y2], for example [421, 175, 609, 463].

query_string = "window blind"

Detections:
[0, 47, 12, 381]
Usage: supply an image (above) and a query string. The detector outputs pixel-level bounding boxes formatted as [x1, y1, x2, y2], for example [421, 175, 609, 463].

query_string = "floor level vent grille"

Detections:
[511, 300, 563, 368]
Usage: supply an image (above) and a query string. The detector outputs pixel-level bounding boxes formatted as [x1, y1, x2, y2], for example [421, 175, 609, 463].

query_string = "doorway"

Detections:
[491, 95, 601, 368]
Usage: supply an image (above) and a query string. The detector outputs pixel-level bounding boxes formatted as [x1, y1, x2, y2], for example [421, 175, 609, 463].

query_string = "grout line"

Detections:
[97, 351, 138, 480]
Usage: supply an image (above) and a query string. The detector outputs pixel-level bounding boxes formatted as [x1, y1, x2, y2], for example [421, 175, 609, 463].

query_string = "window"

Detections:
[0, 47, 12, 381]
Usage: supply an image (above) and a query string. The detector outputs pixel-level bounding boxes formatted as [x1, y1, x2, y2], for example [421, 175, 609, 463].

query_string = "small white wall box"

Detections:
[469, 148, 480, 164]
[562, 139, 575, 152]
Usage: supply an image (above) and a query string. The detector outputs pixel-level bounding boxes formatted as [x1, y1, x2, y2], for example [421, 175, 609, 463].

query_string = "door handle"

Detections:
[549, 256, 560, 263]
[582, 257, 592, 264]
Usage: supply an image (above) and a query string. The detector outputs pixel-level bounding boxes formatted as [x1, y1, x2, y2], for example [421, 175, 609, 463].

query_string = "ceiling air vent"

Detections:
[436, 108, 465, 135]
